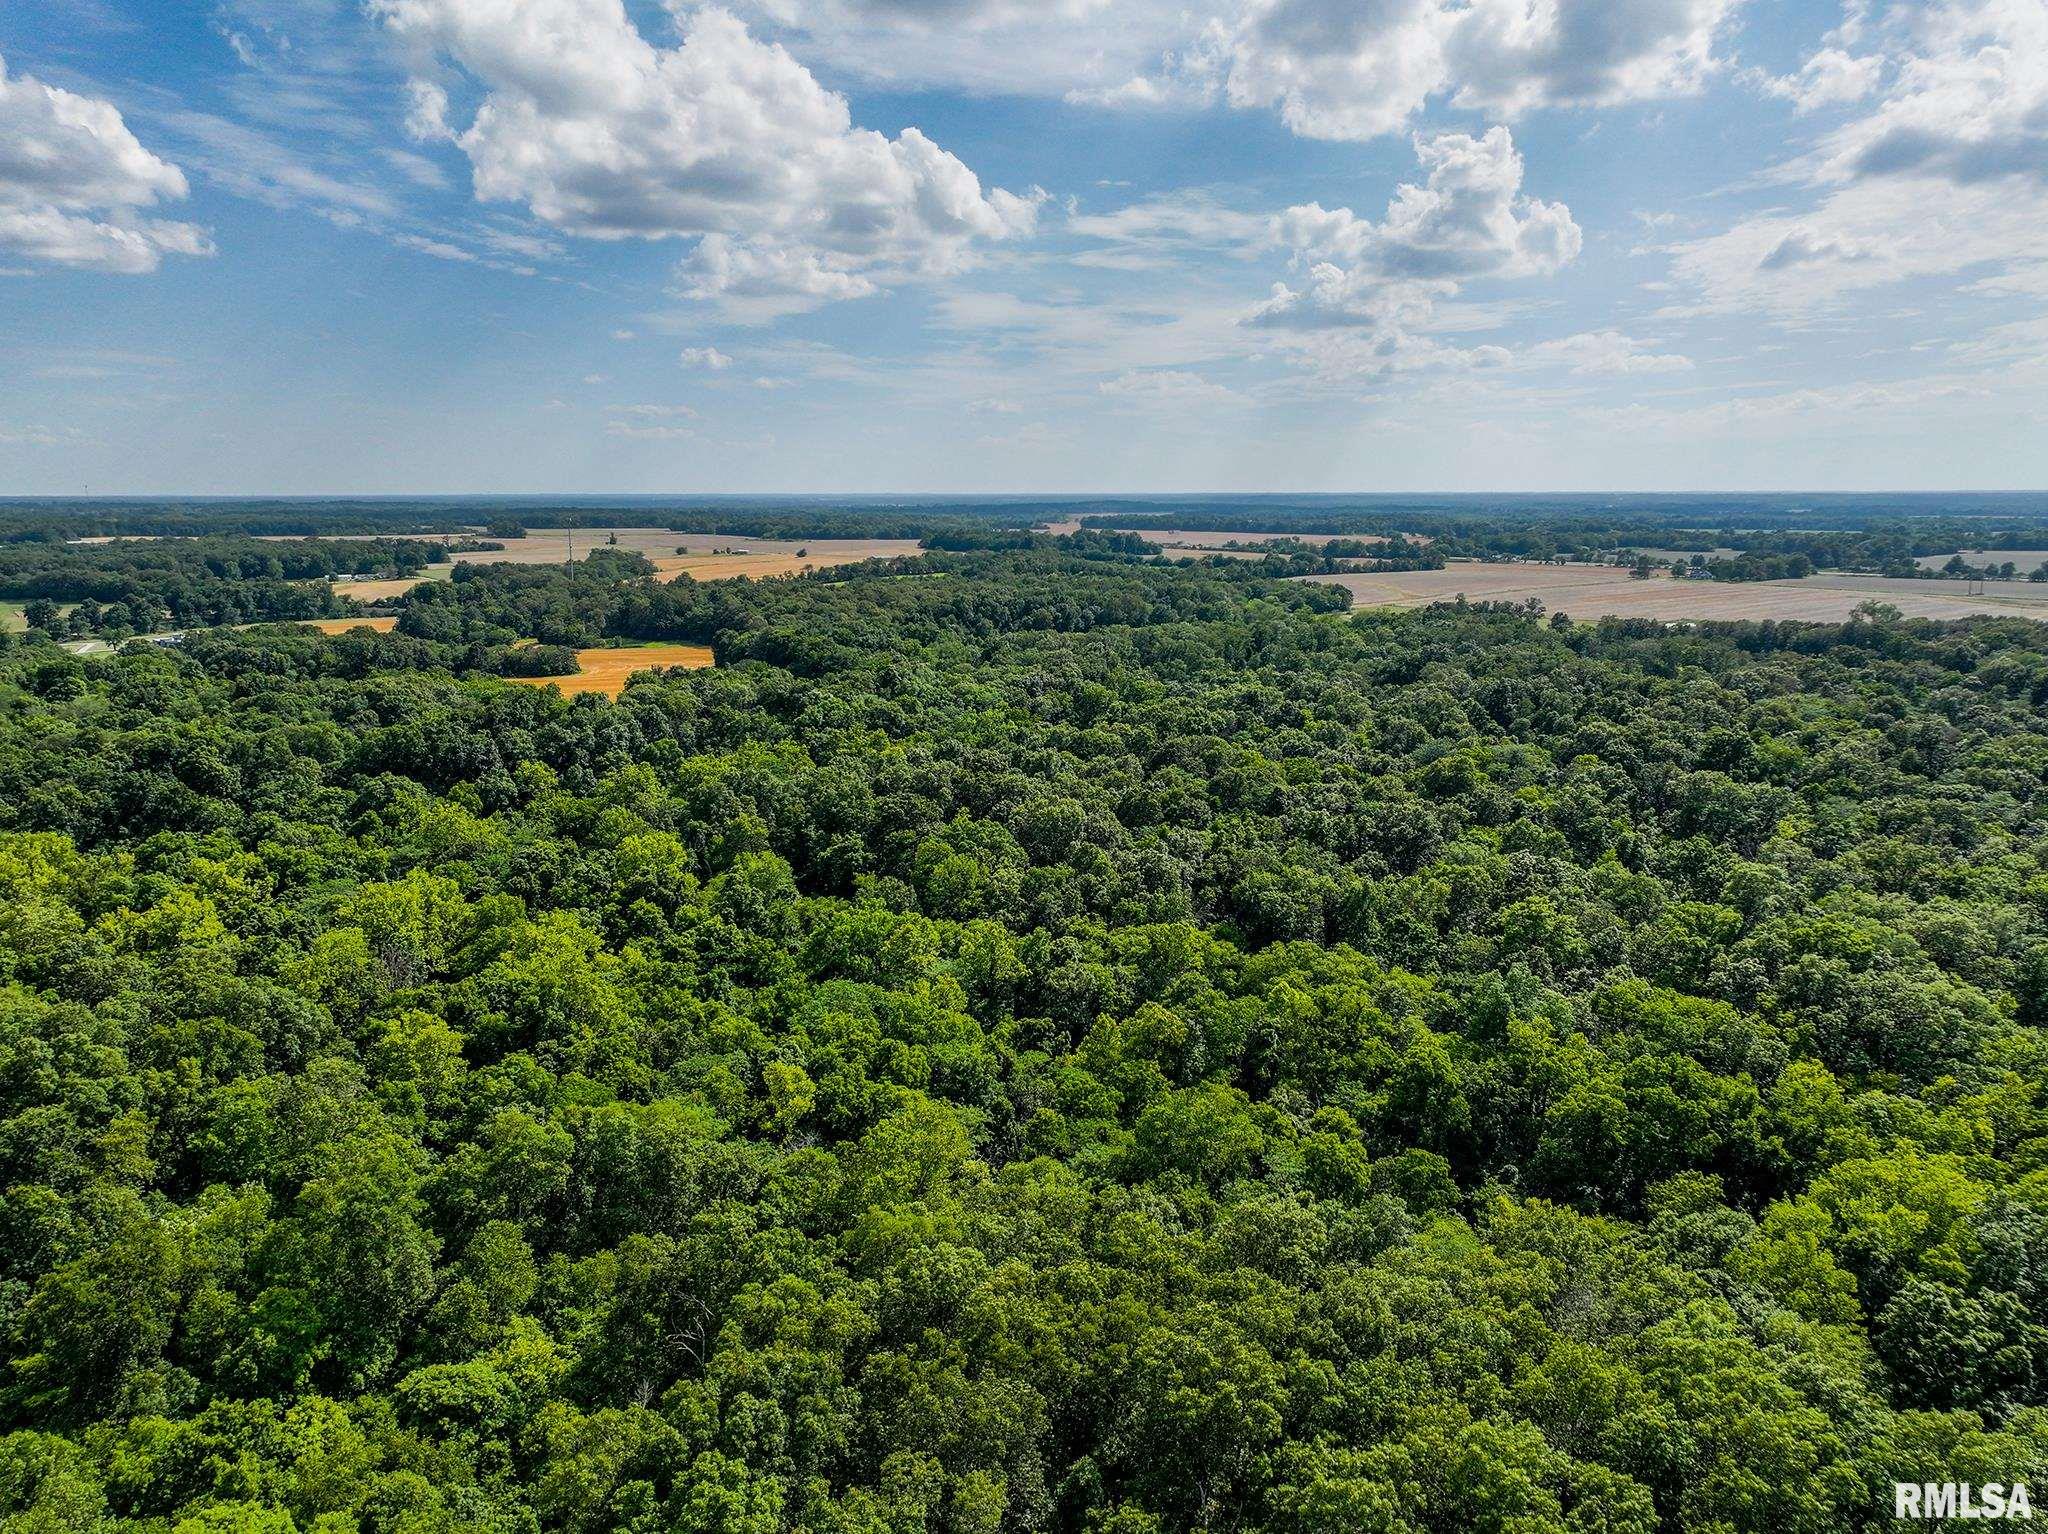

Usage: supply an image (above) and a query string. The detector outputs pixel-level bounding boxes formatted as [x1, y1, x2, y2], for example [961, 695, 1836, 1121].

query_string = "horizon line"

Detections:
[7, 490, 2048, 503]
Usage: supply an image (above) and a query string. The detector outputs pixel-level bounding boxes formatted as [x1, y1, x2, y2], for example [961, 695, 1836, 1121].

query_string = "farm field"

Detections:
[416, 527, 920, 569]
[650, 549, 897, 581]
[1304, 562, 2048, 621]
[505, 643, 715, 698]
[296, 616, 399, 634]
[1914, 548, 2048, 571]
[325, 529, 918, 602]
[1143, 527, 1411, 550]
[3, 599, 77, 632]
[332, 569, 451, 602]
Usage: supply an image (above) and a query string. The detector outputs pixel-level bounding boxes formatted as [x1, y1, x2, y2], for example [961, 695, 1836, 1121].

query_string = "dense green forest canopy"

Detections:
[1, 542, 2046, 1532]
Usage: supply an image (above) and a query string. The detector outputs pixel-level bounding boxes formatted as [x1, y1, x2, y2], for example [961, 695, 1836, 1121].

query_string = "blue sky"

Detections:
[3, 0, 2044, 494]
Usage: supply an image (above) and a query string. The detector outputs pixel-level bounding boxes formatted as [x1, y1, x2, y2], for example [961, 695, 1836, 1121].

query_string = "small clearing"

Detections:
[506, 643, 715, 698]
[298, 616, 400, 635]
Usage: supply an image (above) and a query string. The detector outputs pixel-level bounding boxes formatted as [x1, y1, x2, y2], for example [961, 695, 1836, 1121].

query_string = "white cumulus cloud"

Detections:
[1666, 0, 2048, 316]
[1440, 0, 1740, 119]
[1243, 128, 1599, 384]
[1251, 128, 1581, 332]
[0, 53, 211, 273]
[732, 0, 1741, 143]
[369, 0, 1042, 315]
[1100, 0, 1745, 143]
[1752, 48, 1885, 114]
[1811, 0, 2047, 186]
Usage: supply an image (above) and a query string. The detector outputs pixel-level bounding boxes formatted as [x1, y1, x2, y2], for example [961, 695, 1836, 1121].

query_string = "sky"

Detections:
[1, 0, 2045, 495]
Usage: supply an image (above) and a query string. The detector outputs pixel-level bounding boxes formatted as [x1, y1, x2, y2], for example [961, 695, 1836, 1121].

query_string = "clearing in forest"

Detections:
[651, 551, 879, 580]
[506, 643, 715, 698]
[336, 574, 449, 603]
[297, 616, 400, 634]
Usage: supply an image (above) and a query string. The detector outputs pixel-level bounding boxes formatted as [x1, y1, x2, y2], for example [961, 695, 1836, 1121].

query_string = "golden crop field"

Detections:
[1144, 528, 1416, 549]
[327, 529, 920, 603]
[506, 644, 715, 698]
[1304, 563, 2048, 622]
[410, 527, 921, 569]
[651, 550, 888, 581]
[297, 616, 399, 634]
[335, 576, 445, 602]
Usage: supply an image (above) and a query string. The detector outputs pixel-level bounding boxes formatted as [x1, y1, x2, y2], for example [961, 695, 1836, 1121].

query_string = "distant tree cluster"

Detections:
[1700, 552, 1817, 582]
[0, 537, 445, 636]
[1082, 506, 2048, 581]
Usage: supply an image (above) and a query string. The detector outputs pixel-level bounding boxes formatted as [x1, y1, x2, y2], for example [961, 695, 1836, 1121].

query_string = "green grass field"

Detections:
[0, 600, 80, 633]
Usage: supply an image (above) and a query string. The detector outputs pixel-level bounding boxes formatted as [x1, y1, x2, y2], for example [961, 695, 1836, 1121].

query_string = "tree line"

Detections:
[1, 537, 449, 637]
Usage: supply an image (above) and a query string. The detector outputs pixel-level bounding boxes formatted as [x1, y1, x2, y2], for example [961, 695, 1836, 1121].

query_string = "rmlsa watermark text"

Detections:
[1896, 1483, 2033, 1521]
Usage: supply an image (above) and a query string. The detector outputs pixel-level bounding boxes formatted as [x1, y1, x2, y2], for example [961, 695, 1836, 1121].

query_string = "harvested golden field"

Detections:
[506, 644, 715, 698]
[325, 530, 918, 603]
[334, 576, 438, 602]
[298, 616, 399, 634]
[1145, 528, 1419, 550]
[1303, 563, 2048, 622]
[441, 528, 919, 569]
[651, 549, 885, 581]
